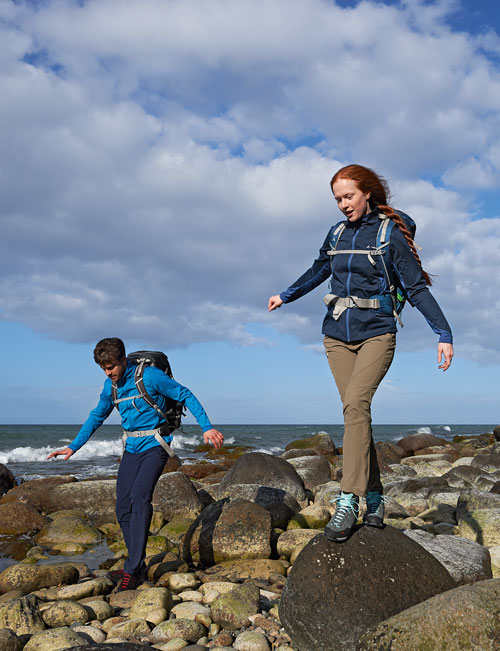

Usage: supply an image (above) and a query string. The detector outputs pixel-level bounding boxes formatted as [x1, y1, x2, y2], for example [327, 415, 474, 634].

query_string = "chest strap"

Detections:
[122, 423, 174, 456]
[323, 294, 381, 320]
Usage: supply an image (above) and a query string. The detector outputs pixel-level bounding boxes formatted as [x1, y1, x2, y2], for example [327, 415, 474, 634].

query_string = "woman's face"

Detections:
[332, 178, 371, 222]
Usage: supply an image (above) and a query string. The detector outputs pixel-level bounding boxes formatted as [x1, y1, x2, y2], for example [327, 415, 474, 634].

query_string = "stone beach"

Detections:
[0, 429, 499, 649]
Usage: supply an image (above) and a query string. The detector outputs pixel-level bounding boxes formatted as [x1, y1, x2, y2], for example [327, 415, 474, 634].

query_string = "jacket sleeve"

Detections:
[279, 231, 332, 304]
[389, 228, 453, 344]
[68, 381, 115, 451]
[146, 370, 214, 433]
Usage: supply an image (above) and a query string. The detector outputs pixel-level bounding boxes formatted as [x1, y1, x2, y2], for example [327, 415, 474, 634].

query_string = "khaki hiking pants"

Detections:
[324, 333, 396, 497]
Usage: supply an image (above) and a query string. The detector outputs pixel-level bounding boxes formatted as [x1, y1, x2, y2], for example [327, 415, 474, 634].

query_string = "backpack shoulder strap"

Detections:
[376, 216, 395, 248]
[329, 221, 346, 251]
[133, 362, 169, 421]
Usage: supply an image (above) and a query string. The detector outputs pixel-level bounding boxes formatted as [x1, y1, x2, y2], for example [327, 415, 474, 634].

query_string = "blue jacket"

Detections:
[280, 210, 452, 344]
[69, 362, 213, 454]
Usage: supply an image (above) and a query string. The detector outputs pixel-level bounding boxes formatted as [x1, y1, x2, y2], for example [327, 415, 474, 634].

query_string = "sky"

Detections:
[1, 0, 500, 426]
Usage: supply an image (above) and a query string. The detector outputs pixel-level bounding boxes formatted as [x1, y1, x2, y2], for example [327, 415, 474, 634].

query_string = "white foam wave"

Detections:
[171, 433, 202, 450]
[255, 447, 282, 455]
[416, 427, 432, 434]
[443, 426, 451, 432]
[225, 437, 235, 445]
[0, 439, 123, 465]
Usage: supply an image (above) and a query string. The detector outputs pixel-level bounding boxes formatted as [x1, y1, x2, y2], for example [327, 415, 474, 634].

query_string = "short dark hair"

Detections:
[93, 338, 126, 366]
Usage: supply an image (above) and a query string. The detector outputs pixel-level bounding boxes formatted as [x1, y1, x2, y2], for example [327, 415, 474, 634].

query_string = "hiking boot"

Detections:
[364, 490, 385, 528]
[116, 570, 144, 592]
[324, 492, 359, 542]
[108, 569, 124, 585]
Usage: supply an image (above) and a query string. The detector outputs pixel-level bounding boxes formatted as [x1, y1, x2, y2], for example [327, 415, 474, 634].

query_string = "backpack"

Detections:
[326, 210, 417, 326]
[112, 350, 186, 435]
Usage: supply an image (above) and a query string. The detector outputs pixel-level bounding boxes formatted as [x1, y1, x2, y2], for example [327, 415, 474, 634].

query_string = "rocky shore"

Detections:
[0, 428, 500, 650]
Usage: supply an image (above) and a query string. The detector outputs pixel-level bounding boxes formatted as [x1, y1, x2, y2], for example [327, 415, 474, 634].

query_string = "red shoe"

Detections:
[108, 569, 124, 585]
[116, 570, 144, 592]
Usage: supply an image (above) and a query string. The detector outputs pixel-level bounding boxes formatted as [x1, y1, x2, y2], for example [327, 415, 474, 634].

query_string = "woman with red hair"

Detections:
[268, 164, 453, 542]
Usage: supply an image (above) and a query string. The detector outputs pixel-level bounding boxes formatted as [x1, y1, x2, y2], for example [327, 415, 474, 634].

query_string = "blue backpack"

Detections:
[325, 211, 417, 326]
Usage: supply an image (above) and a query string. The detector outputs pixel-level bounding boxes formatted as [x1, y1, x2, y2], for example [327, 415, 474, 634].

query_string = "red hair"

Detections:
[331, 164, 431, 286]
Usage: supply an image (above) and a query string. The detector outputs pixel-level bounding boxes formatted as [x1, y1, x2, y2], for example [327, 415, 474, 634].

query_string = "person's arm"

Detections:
[47, 383, 115, 459]
[269, 230, 332, 310]
[390, 229, 454, 371]
[148, 371, 223, 448]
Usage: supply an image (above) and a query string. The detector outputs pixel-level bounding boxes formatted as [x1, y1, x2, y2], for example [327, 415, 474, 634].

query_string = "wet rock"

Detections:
[217, 484, 300, 529]
[153, 472, 203, 520]
[0, 594, 45, 635]
[0, 502, 48, 535]
[210, 582, 260, 631]
[0, 563, 79, 594]
[279, 526, 456, 651]
[284, 432, 336, 455]
[183, 498, 272, 566]
[217, 453, 306, 502]
[404, 529, 492, 585]
[41, 600, 89, 627]
[358, 578, 500, 650]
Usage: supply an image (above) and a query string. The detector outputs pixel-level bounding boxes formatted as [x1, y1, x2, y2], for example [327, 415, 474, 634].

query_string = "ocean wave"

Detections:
[443, 426, 451, 432]
[415, 426, 432, 434]
[171, 433, 202, 450]
[255, 446, 283, 455]
[0, 439, 123, 465]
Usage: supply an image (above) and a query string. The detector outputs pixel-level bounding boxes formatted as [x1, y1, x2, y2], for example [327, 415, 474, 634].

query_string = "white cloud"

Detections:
[1, 0, 500, 363]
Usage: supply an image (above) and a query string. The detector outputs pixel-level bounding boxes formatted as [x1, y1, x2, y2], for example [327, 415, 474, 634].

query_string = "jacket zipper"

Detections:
[345, 229, 359, 342]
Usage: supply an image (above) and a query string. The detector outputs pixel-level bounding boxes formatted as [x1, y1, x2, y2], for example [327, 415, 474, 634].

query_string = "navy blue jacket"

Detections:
[280, 210, 452, 344]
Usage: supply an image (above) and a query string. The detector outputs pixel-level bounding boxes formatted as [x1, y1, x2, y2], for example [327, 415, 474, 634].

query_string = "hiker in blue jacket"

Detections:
[268, 164, 453, 542]
[48, 337, 223, 590]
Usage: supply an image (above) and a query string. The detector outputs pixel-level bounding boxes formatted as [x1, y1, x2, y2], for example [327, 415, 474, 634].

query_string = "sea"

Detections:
[0, 423, 496, 485]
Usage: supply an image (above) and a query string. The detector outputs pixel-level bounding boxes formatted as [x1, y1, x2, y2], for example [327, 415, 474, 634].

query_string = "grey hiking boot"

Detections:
[364, 490, 385, 528]
[324, 492, 359, 542]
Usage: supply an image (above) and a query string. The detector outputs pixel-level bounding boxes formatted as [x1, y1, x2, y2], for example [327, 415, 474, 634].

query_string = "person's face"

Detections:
[332, 178, 371, 222]
[101, 357, 127, 382]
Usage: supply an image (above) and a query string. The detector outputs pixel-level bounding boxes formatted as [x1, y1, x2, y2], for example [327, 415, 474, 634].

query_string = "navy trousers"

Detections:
[115, 445, 168, 575]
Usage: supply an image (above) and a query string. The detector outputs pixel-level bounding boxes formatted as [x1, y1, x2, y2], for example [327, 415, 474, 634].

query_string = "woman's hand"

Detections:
[47, 447, 75, 460]
[437, 343, 454, 371]
[203, 429, 224, 448]
[268, 295, 283, 311]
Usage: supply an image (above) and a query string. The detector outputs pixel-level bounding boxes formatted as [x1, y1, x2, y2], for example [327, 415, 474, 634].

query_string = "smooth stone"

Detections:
[23, 627, 90, 650]
[169, 573, 199, 594]
[71, 625, 107, 643]
[178, 590, 203, 603]
[83, 599, 115, 621]
[0, 562, 79, 594]
[358, 578, 500, 649]
[41, 600, 89, 627]
[35, 516, 102, 546]
[129, 587, 173, 624]
[57, 577, 114, 600]
[233, 630, 271, 651]
[199, 559, 286, 583]
[150, 619, 206, 644]
[106, 618, 152, 639]
[287, 504, 330, 529]
[276, 529, 323, 557]
[210, 582, 260, 631]
[171, 601, 210, 620]
[0, 502, 48, 535]
[216, 484, 301, 529]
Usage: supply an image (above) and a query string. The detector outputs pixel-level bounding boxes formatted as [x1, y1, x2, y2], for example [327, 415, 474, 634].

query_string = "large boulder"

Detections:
[0, 464, 17, 496]
[470, 443, 500, 473]
[183, 498, 272, 566]
[404, 529, 492, 585]
[284, 432, 336, 455]
[285, 455, 331, 490]
[39, 479, 116, 519]
[152, 472, 203, 519]
[398, 432, 448, 455]
[0, 563, 79, 595]
[23, 627, 90, 650]
[0, 502, 48, 535]
[217, 484, 300, 529]
[279, 526, 456, 651]
[0, 475, 76, 508]
[217, 453, 306, 502]
[35, 515, 102, 546]
[358, 578, 500, 650]
[0, 594, 45, 635]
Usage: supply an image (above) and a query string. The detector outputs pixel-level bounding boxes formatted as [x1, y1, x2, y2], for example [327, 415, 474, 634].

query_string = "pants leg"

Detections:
[324, 333, 396, 497]
[115, 446, 168, 574]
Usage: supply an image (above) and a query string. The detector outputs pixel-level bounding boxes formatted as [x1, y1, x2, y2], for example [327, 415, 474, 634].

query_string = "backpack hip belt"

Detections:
[122, 423, 175, 456]
[323, 293, 381, 320]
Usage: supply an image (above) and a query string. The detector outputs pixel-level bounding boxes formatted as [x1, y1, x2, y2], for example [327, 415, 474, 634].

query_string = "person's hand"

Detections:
[203, 429, 224, 448]
[437, 343, 454, 371]
[47, 447, 75, 461]
[268, 295, 283, 311]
